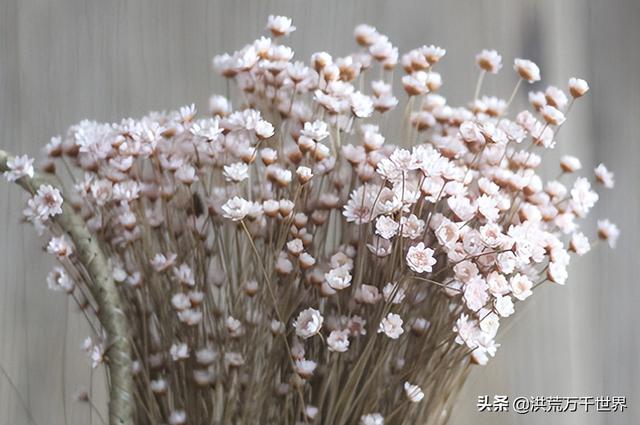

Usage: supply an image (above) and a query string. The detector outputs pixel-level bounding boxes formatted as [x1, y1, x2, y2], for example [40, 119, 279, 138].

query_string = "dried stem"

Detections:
[0, 149, 135, 425]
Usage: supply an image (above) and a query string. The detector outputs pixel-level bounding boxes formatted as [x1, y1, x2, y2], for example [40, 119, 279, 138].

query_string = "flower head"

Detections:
[266, 15, 296, 37]
[406, 242, 436, 273]
[294, 308, 323, 339]
[3, 155, 34, 182]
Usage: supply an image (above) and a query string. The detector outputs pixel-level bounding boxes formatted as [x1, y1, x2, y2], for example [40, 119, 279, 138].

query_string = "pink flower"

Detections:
[378, 313, 404, 339]
[406, 242, 436, 274]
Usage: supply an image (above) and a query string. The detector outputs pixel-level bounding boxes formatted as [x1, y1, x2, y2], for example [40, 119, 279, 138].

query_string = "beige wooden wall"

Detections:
[0, 0, 637, 424]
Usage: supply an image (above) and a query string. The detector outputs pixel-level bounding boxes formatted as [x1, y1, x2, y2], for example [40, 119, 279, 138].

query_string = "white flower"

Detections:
[90, 344, 105, 369]
[47, 235, 73, 258]
[255, 120, 275, 139]
[266, 15, 296, 37]
[169, 410, 187, 425]
[25, 185, 64, 223]
[570, 232, 590, 256]
[170, 342, 190, 361]
[350, 92, 374, 118]
[360, 413, 384, 425]
[476, 49, 502, 73]
[513, 58, 541, 82]
[477, 194, 499, 222]
[355, 284, 381, 304]
[171, 293, 191, 311]
[486, 271, 510, 296]
[541, 105, 566, 126]
[422, 45, 446, 65]
[225, 316, 245, 338]
[47, 267, 74, 293]
[463, 277, 489, 312]
[296, 166, 313, 184]
[223, 162, 249, 182]
[594, 163, 615, 189]
[510, 273, 533, 301]
[435, 219, 460, 249]
[382, 282, 405, 304]
[597, 219, 620, 248]
[494, 295, 515, 317]
[560, 155, 582, 173]
[173, 263, 195, 286]
[151, 252, 177, 272]
[175, 164, 199, 185]
[354, 24, 380, 47]
[222, 196, 251, 221]
[325, 265, 352, 290]
[208, 94, 231, 116]
[400, 214, 426, 239]
[404, 382, 424, 403]
[378, 313, 404, 339]
[570, 177, 598, 217]
[406, 242, 436, 274]
[375, 215, 399, 239]
[294, 359, 317, 379]
[150, 378, 167, 394]
[327, 330, 350, 352]
[3, 155, 34, 182]
[569, 77, 589, 97]
[301, 120, 329, 141]
[178, 309, 201, 326]
[548, 261, 568, 285]
[293, 308, 323, 339]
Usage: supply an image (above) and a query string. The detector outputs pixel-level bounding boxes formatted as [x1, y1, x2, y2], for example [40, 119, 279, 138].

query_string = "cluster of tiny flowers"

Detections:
[4, 15, 618, 425]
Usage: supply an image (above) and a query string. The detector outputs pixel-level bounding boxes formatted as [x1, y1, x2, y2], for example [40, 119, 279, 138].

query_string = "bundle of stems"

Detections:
[0, 15, 618, 425]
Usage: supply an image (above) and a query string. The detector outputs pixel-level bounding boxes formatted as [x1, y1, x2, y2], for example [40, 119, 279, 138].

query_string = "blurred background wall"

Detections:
[0, 0, 637, 424]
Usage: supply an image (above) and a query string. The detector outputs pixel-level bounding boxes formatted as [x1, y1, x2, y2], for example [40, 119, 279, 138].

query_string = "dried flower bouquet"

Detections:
[0, 15, 619, 425]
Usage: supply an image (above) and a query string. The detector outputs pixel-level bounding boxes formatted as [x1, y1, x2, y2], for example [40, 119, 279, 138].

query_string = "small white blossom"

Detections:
[327, 330, 350, 352]
[597, 219, 620, 248]
[170, 342, 190, 361]
[3, 155, 34, 182]
[570, 232, 591, 256]
[360, 413, 384, 425]
[47, 235, 73, 258]
[223, 162, 249, 182]
[375, 215, 399, 239]
[594, 163, 615, 188]
[514, 58, 541, 82]
[222, 196, 252, 221]
[404, 382, 424, 403]
[378, 313, 404, 339]
[494, 295, 515, 318]
[266, 15, 296, 37]
[406, 242, 436, 274]
[294, 308, 323, 339]
[568, 77, 589, 97]
[476, 49, 502, 73]
[510, 273, 533, 301]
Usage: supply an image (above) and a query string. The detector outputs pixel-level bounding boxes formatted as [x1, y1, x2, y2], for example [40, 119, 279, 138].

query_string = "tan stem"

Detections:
[0, 149, 135, 425]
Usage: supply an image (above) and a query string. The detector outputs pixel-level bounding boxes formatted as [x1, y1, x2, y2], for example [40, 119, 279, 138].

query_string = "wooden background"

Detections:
[0, 0, 637, 424]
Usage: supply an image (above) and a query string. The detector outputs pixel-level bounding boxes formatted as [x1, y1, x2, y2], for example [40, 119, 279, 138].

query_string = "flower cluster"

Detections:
[3, 15, 618, 425]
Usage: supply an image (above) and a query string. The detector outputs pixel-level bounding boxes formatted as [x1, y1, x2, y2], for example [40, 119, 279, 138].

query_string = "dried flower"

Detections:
[266, 15, 296, 37]
[406, 242, 436, 274]
[569, 77, 589, 97]
[513, 58, 541, 82]
[476, 49, 502, 73]
[404, 382, 425, 403]
[378, 313, 404, 339]
[293, 308, 323, 339]
[3, 155, 34, 182]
